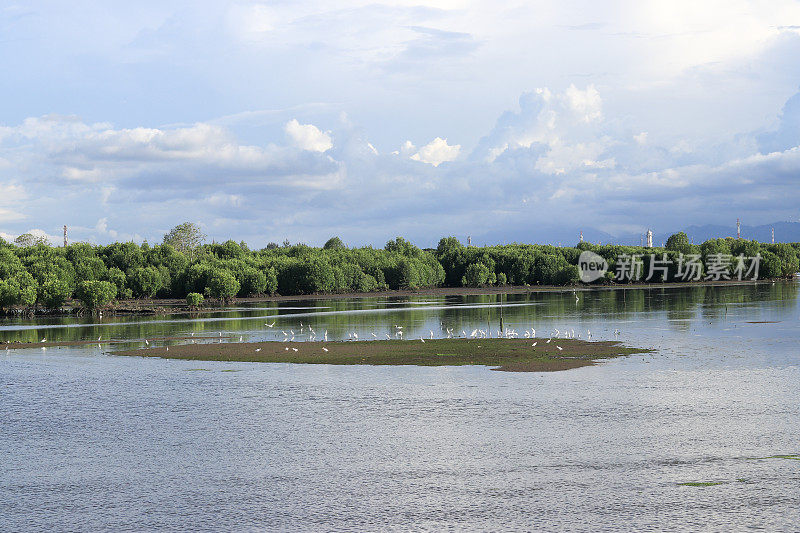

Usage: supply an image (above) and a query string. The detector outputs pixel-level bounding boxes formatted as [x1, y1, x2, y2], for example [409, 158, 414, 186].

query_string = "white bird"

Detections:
[324, 330, 328, 341]
[165, 346, 169, 351]
[255, 348, 261, 352]
[532, 341, 537, 347]
[386, 333, 391, 339]
[372, 332, 377, 338]
[546, 338, 551, 344]
[396, 325, 403, 330]
[292, 348, 298, 352]
[556, 345, 562, 351]
[430, 330, 434, 339]
[219, 332, 222, 337]
[462, 330, 467, 337]
[290, 330, 295, 335]
[145, 339, 149, 345]
[41, 337, 46, 343]
[285, 347, 289, 351]
[97, 335, 102, 341]
[266, 322, 275, 328]
[191, 332, 194, 337]
[420, 338, 425, 343]
[353, 332, 358, 340]
[470, 329, 478, 338]
[322, 347, 328, 352]
[239, 336, 243, 343]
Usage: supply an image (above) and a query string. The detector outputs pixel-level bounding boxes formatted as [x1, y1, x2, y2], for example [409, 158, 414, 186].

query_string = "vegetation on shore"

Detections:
[1, 222, 799, 315]
[113, 338, 652, 372]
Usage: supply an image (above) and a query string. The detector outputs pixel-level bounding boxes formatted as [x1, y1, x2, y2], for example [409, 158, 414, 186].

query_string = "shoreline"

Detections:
[113, 338, 653, 373]
[1, 278, 788, 318]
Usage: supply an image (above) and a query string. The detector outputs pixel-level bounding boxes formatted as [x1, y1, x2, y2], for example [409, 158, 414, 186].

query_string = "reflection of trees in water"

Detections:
[2, 282, 797, 344]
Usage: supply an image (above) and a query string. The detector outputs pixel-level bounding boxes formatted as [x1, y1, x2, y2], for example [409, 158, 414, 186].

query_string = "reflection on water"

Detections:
[1, 282, 799, 531]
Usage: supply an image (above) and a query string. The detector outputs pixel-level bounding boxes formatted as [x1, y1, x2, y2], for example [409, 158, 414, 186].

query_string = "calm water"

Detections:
[2, 283, 799, 531]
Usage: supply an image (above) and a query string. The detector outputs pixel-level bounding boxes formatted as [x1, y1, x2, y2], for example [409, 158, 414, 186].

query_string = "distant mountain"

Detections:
[617, 221, 800, 246]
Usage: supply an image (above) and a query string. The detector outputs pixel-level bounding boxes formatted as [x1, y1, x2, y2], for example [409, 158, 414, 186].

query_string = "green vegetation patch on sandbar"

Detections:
[114, 338, 651, 372]
[677, 481, 725, 487]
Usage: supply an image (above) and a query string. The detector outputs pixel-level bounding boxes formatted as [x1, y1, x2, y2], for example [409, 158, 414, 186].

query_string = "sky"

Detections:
[2, 0, 800, 248]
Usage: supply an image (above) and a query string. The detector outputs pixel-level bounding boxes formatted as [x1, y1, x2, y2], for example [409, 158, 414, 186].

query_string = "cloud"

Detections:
[410, 137, 460, 166]
[284, 119, 333, 152]
[2, 82, 800, 247]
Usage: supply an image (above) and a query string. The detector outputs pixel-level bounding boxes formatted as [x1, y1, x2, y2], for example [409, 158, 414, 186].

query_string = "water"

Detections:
[2, 283, 799, 531]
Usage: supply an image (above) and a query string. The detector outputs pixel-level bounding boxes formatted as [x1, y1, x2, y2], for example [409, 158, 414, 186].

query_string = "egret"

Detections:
[324, 330, 328, 341]
[546, 338, 551, 344]
[386, 334, 391, 339]
[532, 341, 537, 347]
[292, 348, 298, 352]
[41, 337, 46, 343]
[322, 347, 329, 352]
[556, 345, 562, 351]
[266, 322, 275, 327]
[420, 338, 425, 343]
[239, 336, 243, 343]
[145, 339, 149, 345]
[97, 336, 102, 341]
[255, 348, 261, 352]
[165, 346, 169, 351]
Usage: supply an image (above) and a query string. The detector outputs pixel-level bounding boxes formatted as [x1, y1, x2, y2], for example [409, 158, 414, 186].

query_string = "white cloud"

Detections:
[410, 137, 460, 166]
[285, 119, 333, 152]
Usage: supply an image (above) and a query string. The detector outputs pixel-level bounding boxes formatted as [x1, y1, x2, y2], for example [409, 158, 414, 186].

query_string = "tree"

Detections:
[665, 232, 691, 254]
[162, 222, 206, 257]
[129, 266, 162, 298]
[14, 233, 49, 247]
[38, 276, 72, 309]
[186, 292, 204, 309]
[206, 269, 240, 302]
[75, 281, 117, 310]
[323, 236, 345, 250]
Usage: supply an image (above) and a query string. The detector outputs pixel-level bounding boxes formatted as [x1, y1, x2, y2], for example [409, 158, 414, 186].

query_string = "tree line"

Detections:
[0, 224, 798, 313]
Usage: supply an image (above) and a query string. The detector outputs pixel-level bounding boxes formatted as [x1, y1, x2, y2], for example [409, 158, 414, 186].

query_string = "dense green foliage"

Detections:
[0, 231, 797, 311]
[186, 292, 204, 308]
[74, 280, 117, 310]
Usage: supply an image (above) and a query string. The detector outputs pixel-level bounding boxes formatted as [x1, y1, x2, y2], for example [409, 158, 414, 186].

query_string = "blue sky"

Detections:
[2, 0, 800, 247]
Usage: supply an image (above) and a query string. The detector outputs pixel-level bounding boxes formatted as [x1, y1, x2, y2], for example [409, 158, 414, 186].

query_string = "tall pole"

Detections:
[63, 225, 67, 247]
[737, 218, 741, 239]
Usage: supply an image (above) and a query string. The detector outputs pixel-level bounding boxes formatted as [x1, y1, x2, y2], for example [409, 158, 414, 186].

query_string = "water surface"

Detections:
[2, 283, 799, 531]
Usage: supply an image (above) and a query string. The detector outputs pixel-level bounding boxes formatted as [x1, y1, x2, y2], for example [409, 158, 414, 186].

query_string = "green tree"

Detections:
[129, 266, 162, 298]
[75, 281, 117, 310]
[665, 232, 691, 254]
[323, 236, 346, 250]
[206, 269, 240, 302]
[186, 292, 204, 308]
[38, 276, 72, 309]
[163, 222, 206, 258]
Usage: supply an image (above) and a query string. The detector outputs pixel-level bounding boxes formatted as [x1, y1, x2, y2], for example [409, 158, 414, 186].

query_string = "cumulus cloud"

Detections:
[1, 82, 800, 246]
[285, 119, 333, 152]
[410, 137, 460, 166]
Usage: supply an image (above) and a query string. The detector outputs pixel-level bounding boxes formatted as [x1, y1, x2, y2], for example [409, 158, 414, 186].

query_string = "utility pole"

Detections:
[63, 225, 68, 247]
[579, 231, 583, 243]
[737, 218, 741, 239]
[772, 227, 775, 244]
